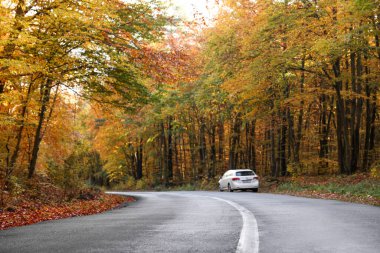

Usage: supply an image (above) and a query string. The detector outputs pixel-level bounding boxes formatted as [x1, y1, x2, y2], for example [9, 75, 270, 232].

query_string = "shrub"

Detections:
[370, 163, 380, 179]
[135, 179, 147, 190]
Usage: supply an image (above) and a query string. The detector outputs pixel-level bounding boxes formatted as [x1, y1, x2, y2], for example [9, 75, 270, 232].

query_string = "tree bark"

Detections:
[319, 95, 333, 169]
[295, 59, 305, 164]
[217, 120, 224, 173]
[363, 81, 377, 171]
[280, 110, 287, 176]
[333, 58, 351, 174]
[167, 117, 173, 182]
[350, 53, 363, 172]
[209, 123, 216, 178]
[229, 113, 241, 170]
[270, 114, 277, 177]
[198, 117, 207, 177]
[136, 139, 143, 180]
[28, 79, 53, 178]
[248, 120, 256, 171]
[7, 81, 33, 181]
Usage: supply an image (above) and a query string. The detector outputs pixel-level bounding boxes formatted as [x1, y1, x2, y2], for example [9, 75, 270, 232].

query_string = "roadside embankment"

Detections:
[1, 184, 134, 230]
[263, 173, 380, 206]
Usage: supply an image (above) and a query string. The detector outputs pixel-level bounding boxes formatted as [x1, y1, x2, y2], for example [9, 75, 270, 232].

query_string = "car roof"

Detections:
[225, 169, 254, 173]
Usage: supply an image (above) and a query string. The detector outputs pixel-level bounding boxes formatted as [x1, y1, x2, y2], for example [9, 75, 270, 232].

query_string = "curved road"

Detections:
[1, 191, 379, 253]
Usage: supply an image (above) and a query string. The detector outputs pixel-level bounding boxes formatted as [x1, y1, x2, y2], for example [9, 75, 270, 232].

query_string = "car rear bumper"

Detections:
[231, 180, 259, 189]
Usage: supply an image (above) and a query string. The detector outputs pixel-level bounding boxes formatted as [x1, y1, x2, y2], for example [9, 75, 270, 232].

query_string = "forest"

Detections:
[0, 0, 379, 205]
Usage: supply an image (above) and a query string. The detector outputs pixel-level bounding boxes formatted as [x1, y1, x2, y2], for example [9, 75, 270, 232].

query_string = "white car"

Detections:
[218, 169, 259, 192]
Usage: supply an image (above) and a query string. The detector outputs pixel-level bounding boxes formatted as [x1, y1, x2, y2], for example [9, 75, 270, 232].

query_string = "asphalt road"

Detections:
[1, 191, 379, 253]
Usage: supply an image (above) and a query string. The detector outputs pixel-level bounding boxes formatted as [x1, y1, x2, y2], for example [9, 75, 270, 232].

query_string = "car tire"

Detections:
[228, 184, 233, 192]
[252, 188, 258, 192]
[219, 185, 223, 192]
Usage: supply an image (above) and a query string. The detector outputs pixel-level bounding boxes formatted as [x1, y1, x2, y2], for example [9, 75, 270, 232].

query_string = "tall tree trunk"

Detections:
[188, 116, 197, 181]
[136, 139, 143, 180]
[180, 133, 187, 180]
[217, 120, 224, 173]
[244, 122, 249, 168]
[130, 144, 136, 178]
[363, 60, 376, 170]
[270, 115, 277, 177]
[368, 94, 377, 165]
[319, 95, 333, 169]
[5, 81, 33, 184]
[333, 59, 351, 174]
[229, 113, 241, 170]
[28, 79, 52, 178]
[198, 117, 207, 177]
[167, 117, 173, 182]
[264, 128, 270, 175]
[160, 122, 167, 182]
[122, 144, 133, 177]
[279, 73, 290, 176]
[350, 53, 363, 172]
[295, 59, 305, 164]
[174, 135, 181, 181]
[287, 110, 296, 163]
[209, 124, 216, 178]
[280, 110, 287, 176]
[363, 91, 377, 170]
[248, 120, 256, 171]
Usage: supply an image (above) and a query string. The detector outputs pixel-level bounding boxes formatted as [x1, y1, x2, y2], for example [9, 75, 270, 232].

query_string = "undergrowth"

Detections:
[273, 173, 380, 205]
[110, 178, 218, 192]
[277, 180, 380, 198]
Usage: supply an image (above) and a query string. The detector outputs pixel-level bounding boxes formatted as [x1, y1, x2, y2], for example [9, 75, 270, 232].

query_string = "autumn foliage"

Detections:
[0, 193, 132, 230]
[90, 0, 379, 190]
[0, 0, 379, 221]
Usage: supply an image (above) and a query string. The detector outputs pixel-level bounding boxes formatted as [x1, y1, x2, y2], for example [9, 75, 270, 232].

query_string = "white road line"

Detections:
[107, 192, 259, 253]
[211, 197, 259, 253]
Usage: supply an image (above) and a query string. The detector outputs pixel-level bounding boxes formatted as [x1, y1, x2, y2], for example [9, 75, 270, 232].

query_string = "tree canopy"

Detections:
[0, 0, 379, 197]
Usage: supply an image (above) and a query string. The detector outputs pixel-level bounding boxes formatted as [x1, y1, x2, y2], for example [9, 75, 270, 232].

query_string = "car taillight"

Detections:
[253, 176, 259, 180]
[232, 177, 240, 181]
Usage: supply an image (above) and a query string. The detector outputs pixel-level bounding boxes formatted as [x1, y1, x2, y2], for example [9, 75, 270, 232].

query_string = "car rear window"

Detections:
[236, 171, 254, 176]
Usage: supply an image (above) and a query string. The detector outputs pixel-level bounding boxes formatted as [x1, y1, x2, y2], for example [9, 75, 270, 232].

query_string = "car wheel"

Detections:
[252, 188, 258, 192]
[228, 184, 233, 192]
[219, 185, 223, 192]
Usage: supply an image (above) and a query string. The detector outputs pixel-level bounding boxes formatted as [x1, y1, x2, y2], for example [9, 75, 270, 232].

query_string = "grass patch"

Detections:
[277, 180, 380, 198]
[273, 174, 380, 206]
[109, 179, 218, 192]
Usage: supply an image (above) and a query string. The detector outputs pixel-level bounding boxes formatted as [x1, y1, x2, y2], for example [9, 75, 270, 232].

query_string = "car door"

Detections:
[222, 171, 231, 189]
[226, 172, 234, 187]
[220, 172, 227, 189]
